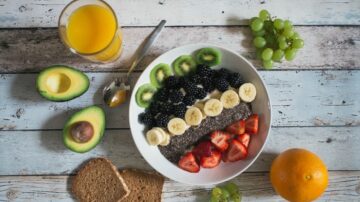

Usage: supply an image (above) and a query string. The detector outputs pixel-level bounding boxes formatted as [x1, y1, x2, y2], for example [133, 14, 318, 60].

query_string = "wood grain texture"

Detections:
[1, 0, 360, 28]
[0, 27, 359, 73]
[0, 171, 359, 201]
[0, 127, 359, 175]
[0, 71, 358, 130]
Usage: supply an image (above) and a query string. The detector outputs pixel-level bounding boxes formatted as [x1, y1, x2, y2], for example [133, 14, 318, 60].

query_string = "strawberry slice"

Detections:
[193, 141, 213, 159]
[237, 133, 251, 147]
[245, 114, 259, 134]
[200, 149, 222, 168]
[223, 139, 248, 162]
[210, 130, 231, 152]
[226, 120, 246, 135]
[178, 152, 200, 173]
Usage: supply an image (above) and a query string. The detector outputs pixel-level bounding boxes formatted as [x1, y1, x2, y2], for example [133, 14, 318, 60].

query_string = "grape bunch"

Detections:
[210, 182, 241, 202]
[250, 9, 304, 69]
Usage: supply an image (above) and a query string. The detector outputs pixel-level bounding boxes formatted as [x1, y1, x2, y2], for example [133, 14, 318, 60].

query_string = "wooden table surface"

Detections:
[0, 0, 360, 201]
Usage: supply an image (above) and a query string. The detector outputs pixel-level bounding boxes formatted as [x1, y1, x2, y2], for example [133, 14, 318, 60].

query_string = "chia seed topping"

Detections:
[159, 103, 252, 163]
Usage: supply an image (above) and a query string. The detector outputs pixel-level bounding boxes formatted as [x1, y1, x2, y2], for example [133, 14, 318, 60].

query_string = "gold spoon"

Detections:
[103, 20, 166, 107]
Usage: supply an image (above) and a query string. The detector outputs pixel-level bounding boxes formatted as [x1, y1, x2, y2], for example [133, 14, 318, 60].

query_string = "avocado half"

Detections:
[36, 65, 89, 101]
[63, 106, 105, 153]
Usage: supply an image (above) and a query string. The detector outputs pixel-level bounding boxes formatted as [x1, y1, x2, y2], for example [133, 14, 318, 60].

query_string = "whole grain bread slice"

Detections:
[120, 169, 164, 202]
[72, 158, 130, 202]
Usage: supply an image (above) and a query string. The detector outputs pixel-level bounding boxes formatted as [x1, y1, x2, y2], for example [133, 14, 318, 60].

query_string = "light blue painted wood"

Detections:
[0, 70, 358, 130]
[0, 127, 358, 175]
[1, 171, 359, 201]
[1, 0, 360, 28]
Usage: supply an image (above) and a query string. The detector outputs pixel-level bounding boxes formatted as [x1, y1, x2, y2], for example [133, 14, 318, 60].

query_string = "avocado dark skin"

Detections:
[70, 121, 94, 143]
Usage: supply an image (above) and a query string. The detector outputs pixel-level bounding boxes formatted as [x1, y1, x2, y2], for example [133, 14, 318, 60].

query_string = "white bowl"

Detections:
[129, 43, 271, 185]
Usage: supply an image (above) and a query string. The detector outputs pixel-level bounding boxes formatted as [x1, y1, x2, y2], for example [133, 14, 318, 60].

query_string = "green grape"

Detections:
[253, 36, 266, 48]
[264, 34, 276, 48]
[211, 187, 223, 198]
[291, 32, 300, 40]
[285, 48, 297, 61]
[224, 182, 239, 195]
[210, 196, 219, 202]
[259, 9, 270, 20]
[282, 26, 294, 38]
[250, 18, 264, 32]
[230, 193, 242, 202]
[273, 19, 284, 30]
[263, 59, 273, 69]
[261, 48, 273, 61]
[292, 39, 304, 49]
[277, 35, 286, 42]
[250, 17, 258, 24]
[256, 48, 263, 59]
[279, 40, 288, 50]
[220, 188, 230, 199]
[272, 49, 284, 61]
[263, 20, 273, 32]
[284, 20, 293, 29]
[252, 29, 265, 37]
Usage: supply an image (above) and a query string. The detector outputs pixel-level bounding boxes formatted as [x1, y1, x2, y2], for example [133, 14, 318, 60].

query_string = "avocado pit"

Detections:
[70, 121, 94, 143]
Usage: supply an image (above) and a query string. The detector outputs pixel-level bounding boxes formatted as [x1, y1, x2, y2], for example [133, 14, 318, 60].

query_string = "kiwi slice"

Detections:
[150, 63, 172, 88]
[135, 84, 157, 108]
[195, 47, 222, 67]
[172, 55, 197, 76]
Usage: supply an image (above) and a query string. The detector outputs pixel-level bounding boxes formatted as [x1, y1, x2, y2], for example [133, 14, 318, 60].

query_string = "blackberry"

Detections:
[173, 103, 187, 118]
[228, 73, 244, 88]
[169, 90, 184, 103]
[138, 112, 153, 126]
[189, 74, 202, 84]
[215, 78, 230, 92]
[194, 88, 207, 99]
[183, 95, 196, 106]
[149, 102, 160, 116]
[196, 65, 213, 77]
[155, 113, 170, 128]
[155, 88, 169, 102]
[165, 76, 179, 89]
[216, 68, 231, 79]
[201, 78, 215, 93]
[159, 102, 173, 114]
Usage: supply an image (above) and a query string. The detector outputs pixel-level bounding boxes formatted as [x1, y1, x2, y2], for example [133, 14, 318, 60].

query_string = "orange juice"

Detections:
[65, 4, 122, 62]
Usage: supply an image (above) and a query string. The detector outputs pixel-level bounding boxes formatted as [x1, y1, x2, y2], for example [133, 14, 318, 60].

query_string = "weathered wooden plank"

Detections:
[0, 171, 359, 201]
[0, 27, 359, 73]
[1, 0, 360, 28]
[0, 127, 358, 175]
[0, 70, 358, 130]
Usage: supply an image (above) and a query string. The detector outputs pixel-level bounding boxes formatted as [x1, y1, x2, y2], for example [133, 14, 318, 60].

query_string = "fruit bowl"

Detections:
[129, 43, 271, 185]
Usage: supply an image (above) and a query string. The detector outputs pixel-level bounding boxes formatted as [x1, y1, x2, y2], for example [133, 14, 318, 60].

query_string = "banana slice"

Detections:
[185, 107, 203, 126]
[204, 99, 223, 117]
[146, 127, 165, 146]
[239, 83, 257, 103]
[210, 90, 222, 99]
[159, 132, 171, 146]
[194, 102, 207, 120]
[167, 118, 187, 135]
[220, 89, 240, 109]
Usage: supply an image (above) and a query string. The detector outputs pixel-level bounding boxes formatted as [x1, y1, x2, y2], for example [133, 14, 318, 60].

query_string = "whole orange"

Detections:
[270, 148, 328, 202]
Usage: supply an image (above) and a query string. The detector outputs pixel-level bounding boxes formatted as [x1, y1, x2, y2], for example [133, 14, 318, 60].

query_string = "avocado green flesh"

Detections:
[135, 84, 157, 108]
[37, 65, 89, 101]
[63, 106, 105, 153]
[150, 63, 172, 88]
[172, 55, 196, 76]
[196, 48, 222, 67]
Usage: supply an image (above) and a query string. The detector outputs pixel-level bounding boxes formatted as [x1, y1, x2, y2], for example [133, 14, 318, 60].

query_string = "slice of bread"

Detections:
[72, 158, 130, 202]
[120, 169, 164, 202]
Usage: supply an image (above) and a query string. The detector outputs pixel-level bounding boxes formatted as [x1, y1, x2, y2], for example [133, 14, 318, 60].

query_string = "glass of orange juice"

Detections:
[58, 0, 123, 63]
